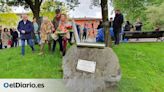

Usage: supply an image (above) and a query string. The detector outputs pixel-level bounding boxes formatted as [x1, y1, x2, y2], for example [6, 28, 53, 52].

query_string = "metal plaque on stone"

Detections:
[76, 59, 96, 73]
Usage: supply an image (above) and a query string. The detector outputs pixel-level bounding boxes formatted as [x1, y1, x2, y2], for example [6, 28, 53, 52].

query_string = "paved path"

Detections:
[126, 37, 164, 43]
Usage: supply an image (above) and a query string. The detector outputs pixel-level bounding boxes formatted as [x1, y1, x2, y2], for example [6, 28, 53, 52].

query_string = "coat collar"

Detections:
[20, 20, 30, 23]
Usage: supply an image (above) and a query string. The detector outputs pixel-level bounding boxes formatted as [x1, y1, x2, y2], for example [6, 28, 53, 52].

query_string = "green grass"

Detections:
[0, 42, 164, 92]
[113, 43, 164, 92]
[0, 45, 63, 78]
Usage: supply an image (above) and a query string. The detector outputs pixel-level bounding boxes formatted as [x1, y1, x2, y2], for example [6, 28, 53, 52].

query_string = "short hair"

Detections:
[21, 14, 28, 19]
[10, 28, 13, 31]
[4, 28, 8, 32]
[61, 14, 67, 18]
[22, 14, 28, 17]
[42, 17, 49, 22]
[55, 9, 61, 14]
[115, 9, 120, 12]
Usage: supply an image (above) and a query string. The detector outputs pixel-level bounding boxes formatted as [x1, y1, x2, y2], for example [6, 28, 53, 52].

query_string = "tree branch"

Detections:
[39, 0, 43, 5]
[24, 0, 34, 11]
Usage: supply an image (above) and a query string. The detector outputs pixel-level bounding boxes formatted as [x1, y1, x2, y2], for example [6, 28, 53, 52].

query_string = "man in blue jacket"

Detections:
[17, 14, 35, 55]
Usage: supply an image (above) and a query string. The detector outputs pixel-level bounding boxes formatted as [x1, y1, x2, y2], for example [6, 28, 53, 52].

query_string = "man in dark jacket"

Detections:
[113, 9, 124, 45]
[17, 14, 35, 55]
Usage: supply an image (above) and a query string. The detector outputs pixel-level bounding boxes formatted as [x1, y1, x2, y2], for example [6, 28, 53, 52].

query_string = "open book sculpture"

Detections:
[72, 21, 105, 48]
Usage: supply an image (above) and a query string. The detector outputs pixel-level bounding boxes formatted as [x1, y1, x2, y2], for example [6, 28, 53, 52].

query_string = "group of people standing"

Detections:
[1, 8, 150, 55]
[17, 9, 72, 56]
[0, 26, 19, 49]
[76, 22, 97, 42]
[96, 9, 145, 45]
[96, 9, 124, 45]
[124, 18, 143, 32]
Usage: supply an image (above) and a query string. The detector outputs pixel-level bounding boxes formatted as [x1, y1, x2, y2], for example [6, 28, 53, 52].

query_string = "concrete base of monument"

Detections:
[63, 45, 121, 92]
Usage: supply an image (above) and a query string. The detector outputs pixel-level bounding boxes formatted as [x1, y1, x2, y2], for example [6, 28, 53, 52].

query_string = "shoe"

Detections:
[63, 50, 66, 56]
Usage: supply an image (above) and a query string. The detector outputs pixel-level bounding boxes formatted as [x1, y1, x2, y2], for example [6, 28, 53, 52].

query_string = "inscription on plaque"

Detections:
[76, 59, 96, 73]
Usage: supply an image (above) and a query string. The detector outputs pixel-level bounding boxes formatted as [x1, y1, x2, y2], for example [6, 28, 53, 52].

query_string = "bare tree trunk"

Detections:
[25, 0, 43, 21]
[101, 0, 112, 47]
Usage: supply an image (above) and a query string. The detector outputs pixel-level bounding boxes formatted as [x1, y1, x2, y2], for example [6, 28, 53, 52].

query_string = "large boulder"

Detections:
[63, 45, 121, 92]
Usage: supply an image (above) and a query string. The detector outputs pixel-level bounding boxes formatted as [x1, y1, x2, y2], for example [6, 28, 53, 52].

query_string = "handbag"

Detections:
[51, 33, 58, 40]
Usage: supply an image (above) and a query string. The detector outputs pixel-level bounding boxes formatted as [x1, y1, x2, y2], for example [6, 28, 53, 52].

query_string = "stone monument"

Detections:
[62, 21, 121, 92]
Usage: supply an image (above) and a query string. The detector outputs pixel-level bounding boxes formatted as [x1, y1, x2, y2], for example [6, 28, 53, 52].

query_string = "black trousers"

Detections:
[82, 32, 87, 40]
[114, 28, 121, 45]
[52, 36, 63, 52]
[68, 32, 73, 45]
[0, 43, 2, 49]
[11, 40, 18, 47]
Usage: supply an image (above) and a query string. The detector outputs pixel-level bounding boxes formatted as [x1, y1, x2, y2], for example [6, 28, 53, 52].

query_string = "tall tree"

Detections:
[146, 2, 164, 28]
[114, 0, 164, 31]
[0, 0, 43, 20]
[101, 0, 111, 47]
[25, 0, 43, 20]
[0, 3, 12, 12]
[114, 0, 164, 22]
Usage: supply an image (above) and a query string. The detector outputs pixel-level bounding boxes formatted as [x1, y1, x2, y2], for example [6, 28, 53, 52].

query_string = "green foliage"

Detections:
[0, 13, 19, 27]
[0, 3, 12, 12]
[113, 0, 146, 22]
[41, 1, 68, 13]
[40, 12, 55, 20]
[0, 0, 43, 20]
[65, 0, 80, 10]
[0, 0, 28, 8]
[41, 1, 60, 12]
[41, 0, 68, 19]
[0, 0, 68, 19]
[146, 2, 164, 29]
[113, 0, 164, 30]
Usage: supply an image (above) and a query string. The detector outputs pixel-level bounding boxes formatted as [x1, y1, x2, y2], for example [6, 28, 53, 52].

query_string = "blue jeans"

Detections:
[21, 39, 35, 55]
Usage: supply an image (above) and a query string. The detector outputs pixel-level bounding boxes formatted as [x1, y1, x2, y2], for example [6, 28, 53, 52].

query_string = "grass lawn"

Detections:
[0, 42, 163, 92]
[0, 45, 63, 78]
[113, 42, 164, 92]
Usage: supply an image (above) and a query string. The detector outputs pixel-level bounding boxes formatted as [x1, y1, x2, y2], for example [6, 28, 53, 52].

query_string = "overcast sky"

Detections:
[13, 0, 114, 18]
